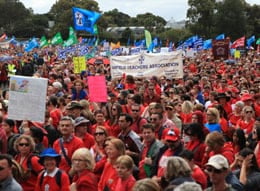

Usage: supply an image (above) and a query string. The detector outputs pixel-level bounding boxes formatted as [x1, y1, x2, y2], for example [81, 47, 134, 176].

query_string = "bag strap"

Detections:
[40, 169, 62, 188]
[59, 138, 72, 166]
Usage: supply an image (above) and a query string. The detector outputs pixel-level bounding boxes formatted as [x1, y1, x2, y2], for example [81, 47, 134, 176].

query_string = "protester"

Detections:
[205, 154, 236, 191]
[132, 178, 160, 191]
[53, 116, 84, 173]
[14, 134, 44, 191]
[0, 154, 22, 191]
[70, 148, 98, 191]
[114, 155, 136, 191]
[34, 148, 70, 191]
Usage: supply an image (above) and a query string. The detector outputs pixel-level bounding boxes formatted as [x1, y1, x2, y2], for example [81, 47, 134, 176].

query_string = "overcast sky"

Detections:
[20, 0, 259, 21]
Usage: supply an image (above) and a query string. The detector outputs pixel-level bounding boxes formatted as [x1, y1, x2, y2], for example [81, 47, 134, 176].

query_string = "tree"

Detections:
[186, 0, 216, 38]
[103, 9, 131, 27]
[215, 0, 247, 40]
[245, 4, 260, 37]
[0, 0, 31, 36]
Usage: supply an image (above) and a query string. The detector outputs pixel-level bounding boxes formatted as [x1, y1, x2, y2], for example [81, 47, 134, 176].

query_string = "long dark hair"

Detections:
[233, 129, 246, 150]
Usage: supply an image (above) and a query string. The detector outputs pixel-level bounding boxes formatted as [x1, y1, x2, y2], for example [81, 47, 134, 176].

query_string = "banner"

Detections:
[73, 56, 86, 74]
[87, 76, 107, 102]
[212, 39, 230, 60]
[51, 32, 63, 45]
[110, 51, 183, 79]
[8, 75, 48, 122]
[72, 7, 101, 34]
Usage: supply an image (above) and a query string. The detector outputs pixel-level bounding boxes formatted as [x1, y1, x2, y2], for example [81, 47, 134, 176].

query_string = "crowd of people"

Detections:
[0, 45, 260, 191]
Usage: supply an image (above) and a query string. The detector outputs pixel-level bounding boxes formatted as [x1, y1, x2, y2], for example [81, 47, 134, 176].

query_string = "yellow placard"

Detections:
[234, 50, 240, 59]
[73, 56, 86, 74]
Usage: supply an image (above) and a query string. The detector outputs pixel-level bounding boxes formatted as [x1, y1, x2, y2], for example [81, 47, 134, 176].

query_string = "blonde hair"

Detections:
[165, 156, 191, 181]
[116, 155, 134, 170]
[108, 138, 125, 156]
[14, 134, 36, 152]
[181, 101, 194, 114]
[207, 107, 220, 123]
[133, 178, 160, 191]
[72, 148, 95, 171]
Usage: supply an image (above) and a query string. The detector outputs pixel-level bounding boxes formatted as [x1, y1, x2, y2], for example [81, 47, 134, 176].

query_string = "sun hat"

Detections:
[39, 148, 61, 165]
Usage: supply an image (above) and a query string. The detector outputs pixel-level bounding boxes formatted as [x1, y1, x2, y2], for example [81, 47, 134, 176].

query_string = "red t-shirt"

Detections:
[192, 166, 207, 189]
[185, 140, 206, 167]
[81, 133, 95, 149]
[53, 136, 84, 173]
[157, 148, 174, 177]
[236, 118, 255, 135]
[34, 169, 70, 191]
[98, 161, 119, 191]
[114, 175, 136, 191]
[73, 169, 98, 191]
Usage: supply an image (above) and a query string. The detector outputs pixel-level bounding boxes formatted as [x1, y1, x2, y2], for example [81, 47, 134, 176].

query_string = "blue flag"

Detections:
[216, 34, 225, 40]
[72, 7, 101, 34]
[203, 39, 212, 50]
[184, 35, 199, 47]
[25, 38, 39, 52]
[247, 35, 255, 46]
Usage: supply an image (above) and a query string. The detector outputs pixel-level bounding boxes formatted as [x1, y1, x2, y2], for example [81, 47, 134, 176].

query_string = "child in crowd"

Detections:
[114, 155, 136, 191]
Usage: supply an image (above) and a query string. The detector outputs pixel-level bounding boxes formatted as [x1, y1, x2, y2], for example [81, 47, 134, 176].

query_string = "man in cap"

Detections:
[74, 116, 95, 149]
[205, 154, 236, 191]
[151, 128, 183, 179]
[66, 101, 83, 119]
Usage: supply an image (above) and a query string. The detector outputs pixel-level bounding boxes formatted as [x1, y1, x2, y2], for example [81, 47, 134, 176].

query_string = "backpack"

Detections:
[39, 169, 62, 188]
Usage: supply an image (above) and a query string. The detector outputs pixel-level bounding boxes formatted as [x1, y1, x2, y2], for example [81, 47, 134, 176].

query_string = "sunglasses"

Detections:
[0, 166, 5, 171]
[206, 167, 224, 174]
[19, 143, 30, 147]
[166, 107, 173, 111]
[246, 111, 253, 114]
[132, 109, 139, 112]
[95, 132, 105, 136]
[150, 118, 158, 121]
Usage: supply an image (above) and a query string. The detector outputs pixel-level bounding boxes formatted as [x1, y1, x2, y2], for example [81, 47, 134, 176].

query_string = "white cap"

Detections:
[206, 154, 229, 170]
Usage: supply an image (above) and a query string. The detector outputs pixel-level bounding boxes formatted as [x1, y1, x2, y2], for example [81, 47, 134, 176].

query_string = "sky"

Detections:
[20, 0, 259, 21]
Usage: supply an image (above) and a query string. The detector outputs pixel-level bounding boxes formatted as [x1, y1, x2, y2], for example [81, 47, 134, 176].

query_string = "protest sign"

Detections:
[8, 75, 48, 122]
[212, 39, 230, 60]
[110, 51, 183, 79]
[234, 50, 241, 59]
[87, 76, 107, 102]
[73, 56, 86, 73]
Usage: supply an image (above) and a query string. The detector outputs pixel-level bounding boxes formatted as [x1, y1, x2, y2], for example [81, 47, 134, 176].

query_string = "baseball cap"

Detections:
[206, 154, 229, 170]
[164, 128, 180, 142]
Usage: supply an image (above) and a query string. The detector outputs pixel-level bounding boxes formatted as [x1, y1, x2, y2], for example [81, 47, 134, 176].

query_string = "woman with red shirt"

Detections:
[98, 138, 125, 191]
[184, 123, 206, 167]
[70, 148, 98, 191]
[14, 135, 44, 191]
[236, 105, 255, 136]
[107, 103, 123, 137]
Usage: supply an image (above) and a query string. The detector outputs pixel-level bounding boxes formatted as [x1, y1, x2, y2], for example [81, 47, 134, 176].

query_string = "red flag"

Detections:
[0, 33, 6, 41]
[231, 36, 245, 49]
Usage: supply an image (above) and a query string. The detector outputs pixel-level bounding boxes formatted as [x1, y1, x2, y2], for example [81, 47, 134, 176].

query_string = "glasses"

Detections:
[206, 167, 224, 174]
[132, 109, 139, 112]
[166, 107, 173, 111]
[19, 143, 30, 147]
[148, 89, 154, 91]
[169, 92, 175, 94]
[150, 118, 158, 121]
[72, 159, 86, 163]
[207, 113, 214, 116]
[0, 166, 5, 171]
[246, 111, 253, 114]
[95, 132, 105, 136]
